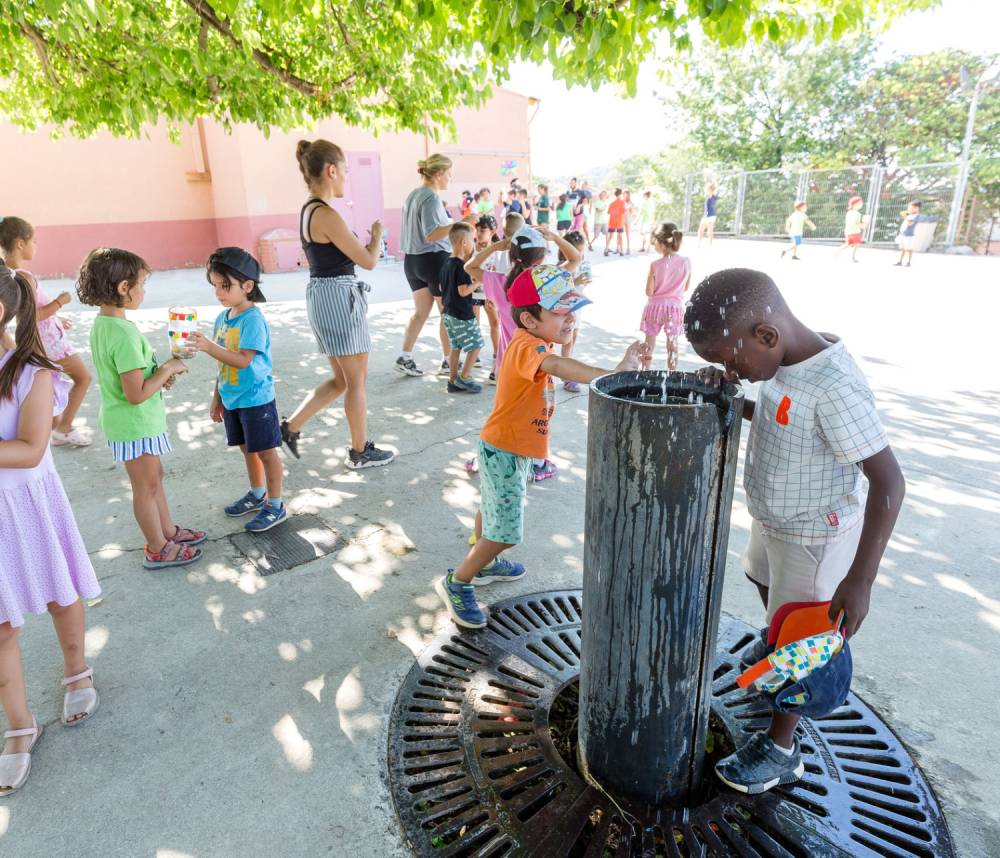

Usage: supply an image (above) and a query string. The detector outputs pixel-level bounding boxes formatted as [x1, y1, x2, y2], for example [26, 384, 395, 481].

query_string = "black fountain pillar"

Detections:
[579, 370, 744, 804]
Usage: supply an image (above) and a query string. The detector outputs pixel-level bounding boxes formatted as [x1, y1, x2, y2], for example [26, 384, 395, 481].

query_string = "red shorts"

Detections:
[847, 233, 862, 246]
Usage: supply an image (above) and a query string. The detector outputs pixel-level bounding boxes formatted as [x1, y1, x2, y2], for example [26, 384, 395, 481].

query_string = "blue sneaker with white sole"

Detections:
[225, 491, 265, 517]
[473, 556, 526, 586]
[715, 732, 804, 794]
[435, 572, 486, 628]
[245, 503, 288, 533]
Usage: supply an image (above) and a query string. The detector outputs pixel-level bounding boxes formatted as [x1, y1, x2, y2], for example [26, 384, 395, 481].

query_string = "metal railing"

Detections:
[668, 157, 1000, 252]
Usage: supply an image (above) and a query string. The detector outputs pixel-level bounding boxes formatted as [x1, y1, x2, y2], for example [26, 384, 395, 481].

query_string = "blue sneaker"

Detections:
[245, 503, 288, 533]
[225, 491, 265, 517]
[473, 556, 526, 586]
[739, 627, 771, 671]
[435, 572, 486, 629]
[715, 732, 804, 794]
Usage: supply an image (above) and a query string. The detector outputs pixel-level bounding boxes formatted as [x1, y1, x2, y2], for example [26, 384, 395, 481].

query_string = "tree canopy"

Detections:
[0, 0, 934, 138]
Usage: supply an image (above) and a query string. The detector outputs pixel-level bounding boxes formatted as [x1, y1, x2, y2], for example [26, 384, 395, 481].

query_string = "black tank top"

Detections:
[300, 199, 355, 278]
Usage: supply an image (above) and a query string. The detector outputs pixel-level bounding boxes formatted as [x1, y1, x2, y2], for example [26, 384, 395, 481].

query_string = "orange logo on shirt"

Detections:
[775, 395, 792, 426]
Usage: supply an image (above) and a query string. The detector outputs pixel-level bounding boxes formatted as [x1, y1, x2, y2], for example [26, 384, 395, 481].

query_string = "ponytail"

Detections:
[0, 267, 58, 402]
[652, 222, 683, 254]
[504, 243, 546, 294]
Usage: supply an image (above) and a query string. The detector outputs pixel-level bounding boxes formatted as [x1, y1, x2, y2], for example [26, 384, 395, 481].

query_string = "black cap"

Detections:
[208, 247, 265, 302]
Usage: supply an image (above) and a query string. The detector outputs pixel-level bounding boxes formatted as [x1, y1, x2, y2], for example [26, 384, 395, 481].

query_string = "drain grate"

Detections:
[387, 590, 954, 858]
[229, 513, 342, 576]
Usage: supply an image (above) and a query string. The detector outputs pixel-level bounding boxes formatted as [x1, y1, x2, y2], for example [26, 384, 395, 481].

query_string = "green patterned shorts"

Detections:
[478, 439, 532, 545]
[443, 314, 485, 353]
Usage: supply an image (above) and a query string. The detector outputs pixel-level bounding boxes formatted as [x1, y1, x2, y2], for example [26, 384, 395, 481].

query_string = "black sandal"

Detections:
[280, 419, 301, 459]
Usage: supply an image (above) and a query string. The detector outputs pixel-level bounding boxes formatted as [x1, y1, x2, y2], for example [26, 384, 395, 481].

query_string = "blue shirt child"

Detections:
[212, 305, 275, 410]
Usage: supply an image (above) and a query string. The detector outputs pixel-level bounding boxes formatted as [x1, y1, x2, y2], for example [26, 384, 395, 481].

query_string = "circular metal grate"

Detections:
[388, 590, 954, 858]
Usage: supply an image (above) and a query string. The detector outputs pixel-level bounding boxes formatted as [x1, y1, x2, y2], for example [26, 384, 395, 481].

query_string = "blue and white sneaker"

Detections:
[225, 491, 265, 517]
[435, 572, 486, 629]
[715, 732, 804, 794]
[245, 503, 288, 533]
[473, 556, 526, 586]
[739, 627, 771, 670]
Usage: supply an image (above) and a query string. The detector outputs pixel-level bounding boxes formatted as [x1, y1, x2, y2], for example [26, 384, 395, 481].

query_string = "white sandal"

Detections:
[0, 717, 43, 797]
[62, 667, 99, 726]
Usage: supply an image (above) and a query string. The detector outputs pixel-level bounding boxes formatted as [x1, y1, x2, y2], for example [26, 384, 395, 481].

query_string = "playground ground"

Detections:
[3, 238, 999, 857]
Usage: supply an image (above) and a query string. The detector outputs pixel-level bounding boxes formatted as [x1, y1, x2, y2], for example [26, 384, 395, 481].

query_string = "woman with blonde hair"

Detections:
[396, 154, 474, 377]
[279, 139, 394, 469]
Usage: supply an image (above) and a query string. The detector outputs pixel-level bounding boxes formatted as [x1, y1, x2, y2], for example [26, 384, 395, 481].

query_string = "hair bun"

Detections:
[296, 140, 312, 162]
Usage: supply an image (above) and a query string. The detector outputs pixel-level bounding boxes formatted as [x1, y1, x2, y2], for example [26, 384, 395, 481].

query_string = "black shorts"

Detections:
[557, 220, 572, 231]
[222, 400, 281, 453]
[404, 250, 450, 297]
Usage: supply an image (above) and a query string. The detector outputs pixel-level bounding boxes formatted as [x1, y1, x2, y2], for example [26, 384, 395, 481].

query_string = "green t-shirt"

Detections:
[641, 198, 656, 223]
[845, 209, 863, 235]
[556, 201, 573, 222]
[788, 210, 808, 235]
[476, 200, 494, 214]
[594, 199, 609, 225]
[90, 315, 167, 442]
[536, 194, 551, 224]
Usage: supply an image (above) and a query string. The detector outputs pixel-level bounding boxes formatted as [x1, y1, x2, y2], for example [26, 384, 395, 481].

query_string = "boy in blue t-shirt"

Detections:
[895, 200, 925, 268]
[190, 247, 287, 533]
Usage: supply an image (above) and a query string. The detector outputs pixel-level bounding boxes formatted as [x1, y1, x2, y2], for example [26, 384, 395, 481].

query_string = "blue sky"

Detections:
[506, 0, 999, 176]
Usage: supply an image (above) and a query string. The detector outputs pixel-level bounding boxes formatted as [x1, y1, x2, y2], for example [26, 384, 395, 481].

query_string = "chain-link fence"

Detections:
[665, 158, 999, 253]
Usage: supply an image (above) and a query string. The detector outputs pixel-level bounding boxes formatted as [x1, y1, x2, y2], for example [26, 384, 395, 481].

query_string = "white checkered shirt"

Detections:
[744, 340, 889, 545]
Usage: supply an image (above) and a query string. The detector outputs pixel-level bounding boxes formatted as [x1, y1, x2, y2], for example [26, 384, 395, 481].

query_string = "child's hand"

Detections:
[695, 366, 736, 387]
[210, 398, 224, 423]
[164, 357, 188, 376]
[828, 575, 872, 638]
[615, 341, 651, 372]
[163, 375, 177, 391]
[188, 331, 214, 354]
[57, 291, 73, 306]
[537, 226, 558, 242]
[60, 317, 73, 330]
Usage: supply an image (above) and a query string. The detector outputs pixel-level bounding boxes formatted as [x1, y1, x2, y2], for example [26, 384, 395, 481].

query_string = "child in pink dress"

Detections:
[0, 267, 101, 797]
[0, 217, 93, 447]
[641, 223, 691, 370]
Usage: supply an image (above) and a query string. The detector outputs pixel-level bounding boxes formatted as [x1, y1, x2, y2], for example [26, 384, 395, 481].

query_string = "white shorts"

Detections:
[743, 521, 862, 623]
[898, 235, 916, 251]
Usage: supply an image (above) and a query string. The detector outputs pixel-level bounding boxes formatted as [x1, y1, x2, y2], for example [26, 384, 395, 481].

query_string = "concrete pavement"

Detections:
[3, 239, 999, 857]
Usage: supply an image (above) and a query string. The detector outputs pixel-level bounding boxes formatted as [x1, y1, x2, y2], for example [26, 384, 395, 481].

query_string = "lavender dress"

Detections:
[0, 352, 99, 627]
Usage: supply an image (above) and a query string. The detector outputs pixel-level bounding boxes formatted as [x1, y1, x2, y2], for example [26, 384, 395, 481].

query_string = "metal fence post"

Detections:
[797, 170, 809, 202]
[946, 159, 970, 247]
[734, 172, 747, 237]
[866, 165, 883, 243]
[682, 174, 693, 233]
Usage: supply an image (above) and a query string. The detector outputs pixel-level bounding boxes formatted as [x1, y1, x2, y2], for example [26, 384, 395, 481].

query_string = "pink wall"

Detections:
[1, 90, 532, 277]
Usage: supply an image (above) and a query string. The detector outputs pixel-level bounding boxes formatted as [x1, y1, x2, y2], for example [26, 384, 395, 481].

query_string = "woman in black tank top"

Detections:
[280, 139, 394, 470]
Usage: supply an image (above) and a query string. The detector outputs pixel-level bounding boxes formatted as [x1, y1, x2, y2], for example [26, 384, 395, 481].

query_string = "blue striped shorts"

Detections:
[108, 432, 172, 462]
[306, 276, 372, 357]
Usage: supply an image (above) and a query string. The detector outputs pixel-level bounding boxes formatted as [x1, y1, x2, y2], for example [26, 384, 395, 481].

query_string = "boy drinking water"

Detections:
[436, 265, 649, 628]
[440, 223, 484, 394]
[190, 248, 287, 533]
[684, 268, 905, 793]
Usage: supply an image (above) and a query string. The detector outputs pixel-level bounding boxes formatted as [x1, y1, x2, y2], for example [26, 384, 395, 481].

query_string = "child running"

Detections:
[439, 223, 483, 394]
[606, 189, 626, 256]
[780, 201, 816, 260]
[641, 223, 691, 371]
[78, 248, 205, 569]
[684, 268, 905, 794]
[0, 267, 101, 797]
[435, 267, 649, 628]
[558, 230, 591, 392]
[0, 217, 93, 447]
[835, 196, 865, 262]
[188, 248, 287, 533]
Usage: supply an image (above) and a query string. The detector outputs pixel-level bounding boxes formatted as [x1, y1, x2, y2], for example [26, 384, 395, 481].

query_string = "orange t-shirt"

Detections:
[480, 329, 555, 460]
[608, 198, 626, 229]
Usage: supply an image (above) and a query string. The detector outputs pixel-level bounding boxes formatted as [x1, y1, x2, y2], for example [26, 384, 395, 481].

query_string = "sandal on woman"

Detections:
[170, 525, 207, 546]
[0, 717, 43, 797]
[143, 540, 203, 570]
[62, 667, 99, 727]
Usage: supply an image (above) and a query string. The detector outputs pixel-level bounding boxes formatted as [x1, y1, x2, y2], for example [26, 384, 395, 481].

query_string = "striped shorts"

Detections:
[108, 432, 172, 463]
[306, 276, 372, 357]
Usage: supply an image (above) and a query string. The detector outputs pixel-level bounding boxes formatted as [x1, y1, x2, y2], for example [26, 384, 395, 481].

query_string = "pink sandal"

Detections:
[0, 717, 43, 797]
[143, 540, 203, 570]
[62, 667, 99, 726]
[171, 525, 207, 546]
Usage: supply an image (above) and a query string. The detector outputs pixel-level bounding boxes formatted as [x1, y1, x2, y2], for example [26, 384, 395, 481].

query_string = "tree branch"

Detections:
[182, 0, 356, 97]
[17, 20, 62, 88]
[198, 19, 220, 101]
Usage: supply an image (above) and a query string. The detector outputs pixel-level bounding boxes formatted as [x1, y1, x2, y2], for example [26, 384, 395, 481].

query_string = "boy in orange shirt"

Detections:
[435, 264, 649, 628]
[605, 188, 627, 257]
